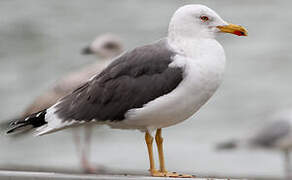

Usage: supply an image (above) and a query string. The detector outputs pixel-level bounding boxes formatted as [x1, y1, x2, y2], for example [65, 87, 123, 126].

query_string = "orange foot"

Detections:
[83, 165, 97, 174]
[150, 169, 195, 178]
[81, 157, 96, 174]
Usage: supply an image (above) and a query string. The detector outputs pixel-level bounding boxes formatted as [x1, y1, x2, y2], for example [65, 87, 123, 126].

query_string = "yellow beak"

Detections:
[217, 24, 248, 36]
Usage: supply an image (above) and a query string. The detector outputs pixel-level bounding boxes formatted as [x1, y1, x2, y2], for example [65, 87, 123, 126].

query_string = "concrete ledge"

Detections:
[0, 170, 242, 180]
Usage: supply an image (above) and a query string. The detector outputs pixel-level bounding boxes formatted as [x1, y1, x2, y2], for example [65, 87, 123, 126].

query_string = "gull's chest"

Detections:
[169, 52, 225, 115]
[146, 40, 226, 127]
[172, 39, 226, 98]
[183, 54, 225, 97]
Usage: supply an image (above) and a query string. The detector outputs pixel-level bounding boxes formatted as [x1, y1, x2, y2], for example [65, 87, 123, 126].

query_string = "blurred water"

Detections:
[1, 0, 292, 179]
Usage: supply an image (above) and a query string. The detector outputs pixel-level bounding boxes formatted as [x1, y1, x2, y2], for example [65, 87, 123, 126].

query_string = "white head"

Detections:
[82, 33, 124, 59]
[168, 5, 247, 40]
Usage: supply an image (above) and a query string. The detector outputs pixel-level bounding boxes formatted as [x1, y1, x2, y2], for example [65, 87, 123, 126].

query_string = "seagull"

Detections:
[10, 34, 124, 173]
[82, 33, 123, 58]
[7, 4, 247, 177]
[217, 110, 292, 178]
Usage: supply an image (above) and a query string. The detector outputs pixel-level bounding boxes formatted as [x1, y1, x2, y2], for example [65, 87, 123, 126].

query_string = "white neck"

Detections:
[167, 22, 217, 58]
[168, 19, 215, 43]
[167, 28, 225, 69]
[167, 35, 217, 59]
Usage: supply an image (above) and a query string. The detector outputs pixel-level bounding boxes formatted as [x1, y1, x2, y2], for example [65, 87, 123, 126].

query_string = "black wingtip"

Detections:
[6, 119, 26, 134]
[6, 109, 47, 135]
[6, 128, 15, 134]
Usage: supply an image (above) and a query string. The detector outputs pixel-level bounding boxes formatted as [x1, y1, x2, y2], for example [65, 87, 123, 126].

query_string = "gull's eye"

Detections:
[200, 16, 209, 22]
[103, 42, 118, 50]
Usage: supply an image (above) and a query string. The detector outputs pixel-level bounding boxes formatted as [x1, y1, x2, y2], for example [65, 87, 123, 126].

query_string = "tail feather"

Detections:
[6, 110, 47, 134]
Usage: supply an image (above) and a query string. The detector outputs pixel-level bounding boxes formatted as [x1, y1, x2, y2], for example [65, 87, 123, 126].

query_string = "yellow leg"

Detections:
[155, 128, 166, 172]
[145, 131, 157, 173]
[151, 128, 194, 178]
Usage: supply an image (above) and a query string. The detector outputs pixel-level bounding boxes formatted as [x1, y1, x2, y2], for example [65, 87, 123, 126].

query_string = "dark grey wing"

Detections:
[250, 120, 291, 147]
[55, 39, 183, 122]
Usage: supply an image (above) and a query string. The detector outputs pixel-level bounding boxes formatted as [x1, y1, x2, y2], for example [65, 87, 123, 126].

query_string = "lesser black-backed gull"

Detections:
[7, 4, 247, 177]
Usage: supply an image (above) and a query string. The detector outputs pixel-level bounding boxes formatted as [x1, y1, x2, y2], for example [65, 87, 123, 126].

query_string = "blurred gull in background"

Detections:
[7, 33, 124, 173]
[217, 109, 292, 178]
[82, 33, 123, 59]
[22, 33, 123, 118]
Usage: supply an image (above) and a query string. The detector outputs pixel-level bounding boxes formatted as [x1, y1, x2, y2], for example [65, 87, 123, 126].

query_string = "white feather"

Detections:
[34, 104, 85, 136]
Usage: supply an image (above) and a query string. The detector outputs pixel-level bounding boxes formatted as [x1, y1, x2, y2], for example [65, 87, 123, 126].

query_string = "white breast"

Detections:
[109, 39, 226, 131]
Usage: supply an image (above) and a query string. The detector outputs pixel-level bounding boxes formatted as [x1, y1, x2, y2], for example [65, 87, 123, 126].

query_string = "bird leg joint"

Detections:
[155, 129, 164, 145]
[145, 133, 154, 145]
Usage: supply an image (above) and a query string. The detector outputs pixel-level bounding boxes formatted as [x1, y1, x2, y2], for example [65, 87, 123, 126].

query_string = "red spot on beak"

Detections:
[234, 30, 245, 36]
